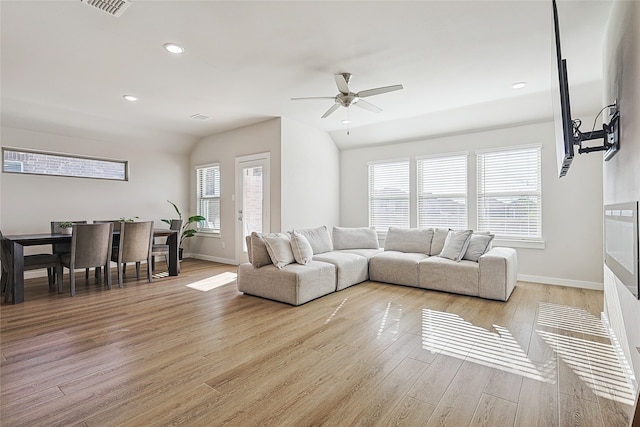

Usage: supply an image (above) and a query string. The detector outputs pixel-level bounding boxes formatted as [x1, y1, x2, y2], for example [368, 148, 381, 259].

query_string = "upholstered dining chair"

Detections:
[151, 219, 182, 272]
[50, 221, 88, 282]
[59, 223, 113, 296]
[111, 221, 154, 287]
[1, 230, 63, 303]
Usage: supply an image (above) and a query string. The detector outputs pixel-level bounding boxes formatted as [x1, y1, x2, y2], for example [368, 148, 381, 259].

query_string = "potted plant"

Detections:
[59, 221, 74, 235]
[162, 200, 206, 259]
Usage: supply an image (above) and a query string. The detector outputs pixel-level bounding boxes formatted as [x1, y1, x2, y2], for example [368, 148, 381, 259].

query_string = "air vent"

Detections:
[190, 113, 212, 121]
[80, 0, 132, 17]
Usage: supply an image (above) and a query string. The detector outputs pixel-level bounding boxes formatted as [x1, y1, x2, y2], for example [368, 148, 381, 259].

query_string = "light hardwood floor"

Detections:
[1, 259, 636, 426]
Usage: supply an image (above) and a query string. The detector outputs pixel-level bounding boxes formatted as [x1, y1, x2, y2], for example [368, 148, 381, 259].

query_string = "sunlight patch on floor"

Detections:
[186, 272, 237, 292]
[421, 309, 555, 383]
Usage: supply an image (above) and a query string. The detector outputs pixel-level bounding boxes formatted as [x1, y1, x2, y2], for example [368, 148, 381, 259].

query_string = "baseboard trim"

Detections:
[186, 253, 237, 266]
[518, 274, 603, 290]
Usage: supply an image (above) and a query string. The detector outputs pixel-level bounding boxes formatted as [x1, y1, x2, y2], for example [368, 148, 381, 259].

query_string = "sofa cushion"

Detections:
[289, 231, 314, 265]
[369, 251, 428, 287]
[237, 261, 336, 306]
[250, 232, 273, 268]
[438, 230, 473, 261]
[263, 233, 295, 269]
[384, 227, 433, 254]
[419, 256, 479, 296]
[295, 226, 333, 254]
[429, 228, 450, 256]
[333, 248, 383, 259]
[462, 233, 495, 262]
[314, 251, 369, 291]
[332, 226, 379, 250]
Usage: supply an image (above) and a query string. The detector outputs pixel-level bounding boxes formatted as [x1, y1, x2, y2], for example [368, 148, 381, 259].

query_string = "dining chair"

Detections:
[111, 221, 154, 287]
[1, 230, 63, 303]
[151, 219, 182, 272]
[59, 223, 113, 296]
[50, 221, 88, 282]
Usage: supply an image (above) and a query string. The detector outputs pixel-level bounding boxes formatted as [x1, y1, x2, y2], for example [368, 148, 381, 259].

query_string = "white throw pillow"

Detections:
[438, 230, 473, 261]
[289, 231, 314, 265]
[262, 233, 295, 269]
[332, 226, 379, 250]
[430, 228, 450, 256]
[462, 233, 495, 262]
[384, 227, 433, 254]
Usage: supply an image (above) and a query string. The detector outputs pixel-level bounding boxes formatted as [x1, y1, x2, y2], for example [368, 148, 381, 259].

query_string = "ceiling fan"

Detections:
[291, 73, 403, 118]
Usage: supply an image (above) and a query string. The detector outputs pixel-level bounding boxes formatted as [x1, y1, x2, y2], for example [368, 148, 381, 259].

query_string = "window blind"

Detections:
[417, 154, 467, 229]
[477, 147, 541, 239]
[197, 164, 221, 232]
[368, 160, 410, 232]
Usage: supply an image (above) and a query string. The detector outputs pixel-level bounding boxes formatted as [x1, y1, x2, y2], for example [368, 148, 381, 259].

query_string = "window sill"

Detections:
[196, 230, 221, 239]
[493, 238, 545, 250]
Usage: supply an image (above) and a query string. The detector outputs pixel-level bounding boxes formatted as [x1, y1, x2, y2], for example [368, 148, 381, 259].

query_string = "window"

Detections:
[2, 147, 127, 180]
[368, 160, 410, 232]
[417, 154, 467, 229]
[196, 164, 221, 233]
[477, 146, 542, 239]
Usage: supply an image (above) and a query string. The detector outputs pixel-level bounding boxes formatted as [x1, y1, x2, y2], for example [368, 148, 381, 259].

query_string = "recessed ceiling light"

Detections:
[164, 43, 185, 54]
[342, 120, 351, 124]
[512, 81, 527, 89]
[122, 95, 138, 101]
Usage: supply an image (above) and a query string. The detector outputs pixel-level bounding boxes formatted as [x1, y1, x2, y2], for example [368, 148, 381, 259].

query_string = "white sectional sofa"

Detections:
[237, 225, 517, 306]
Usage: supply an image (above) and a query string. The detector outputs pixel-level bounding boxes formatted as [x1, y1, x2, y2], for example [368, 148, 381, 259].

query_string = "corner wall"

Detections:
[602, 0, 640, 386]
[281, 118, 340, 231]
[340, 120, 604, 288]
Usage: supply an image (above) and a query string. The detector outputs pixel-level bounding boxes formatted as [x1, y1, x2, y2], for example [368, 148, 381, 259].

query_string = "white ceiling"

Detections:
[0, 0, 612, 152]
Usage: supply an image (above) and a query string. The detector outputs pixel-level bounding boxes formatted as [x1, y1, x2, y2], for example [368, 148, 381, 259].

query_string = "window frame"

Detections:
[2, 147, 128, 181]
[476, 145, 542, 241]
[367, 158, 411, 233]
[416, 152, 468, 230]
[196, 163, 221, 234]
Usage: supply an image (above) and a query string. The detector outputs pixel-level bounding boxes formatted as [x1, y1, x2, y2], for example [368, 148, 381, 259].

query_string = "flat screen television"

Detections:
[551, 0, 575, 178]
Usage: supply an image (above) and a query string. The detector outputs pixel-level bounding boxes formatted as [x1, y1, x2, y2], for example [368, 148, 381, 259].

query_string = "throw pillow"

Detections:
[438, 229, 473, 261]
[262, 233, 295, 269]
[245, 235, 253, 264]
[332, 226, 379, 250]
[295, 225, 333, 254]
[384, 227, 433, 254]
[462, 233, 495, 262]
[430, 228, 450, 256]
[250, 232, 273, 268]
[289, 231, 314, 265]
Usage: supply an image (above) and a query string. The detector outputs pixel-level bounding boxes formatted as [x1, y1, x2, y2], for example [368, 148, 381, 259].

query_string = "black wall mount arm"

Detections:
[573, 110, 620, 157]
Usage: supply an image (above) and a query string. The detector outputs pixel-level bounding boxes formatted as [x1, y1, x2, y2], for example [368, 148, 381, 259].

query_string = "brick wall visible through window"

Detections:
[2, 148, 127, 181]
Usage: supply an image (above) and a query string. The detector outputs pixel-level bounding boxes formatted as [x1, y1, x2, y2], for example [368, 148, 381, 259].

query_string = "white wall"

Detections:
[188, 118, 282, 264]
[0, 126, 189, 236]
[281, 118, 340, 231]
[340, 120, 604, 288]
[602, 0, 640, 387]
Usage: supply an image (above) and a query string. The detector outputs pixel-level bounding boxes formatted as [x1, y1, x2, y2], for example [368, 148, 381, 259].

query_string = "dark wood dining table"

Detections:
[3, 229, 179, 304]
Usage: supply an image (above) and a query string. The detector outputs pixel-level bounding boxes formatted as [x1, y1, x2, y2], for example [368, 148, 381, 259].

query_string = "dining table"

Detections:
[3, 228, 180, 304]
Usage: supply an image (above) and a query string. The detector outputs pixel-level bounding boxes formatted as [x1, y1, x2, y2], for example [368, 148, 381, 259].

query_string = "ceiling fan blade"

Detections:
[334, 74, 350, 94]
[357, 84, 404, 98]
[321, 103, 341, 118]
[353, 99, 382, 113]
[291, 96, 336, 101]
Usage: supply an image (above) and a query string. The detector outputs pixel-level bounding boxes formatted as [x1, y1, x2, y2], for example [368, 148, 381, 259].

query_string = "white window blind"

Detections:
[477, 147, 541, 239]
[368, 160, 410, 232]
[417, 154, 467, 230]
[196, 164, 221, 232]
